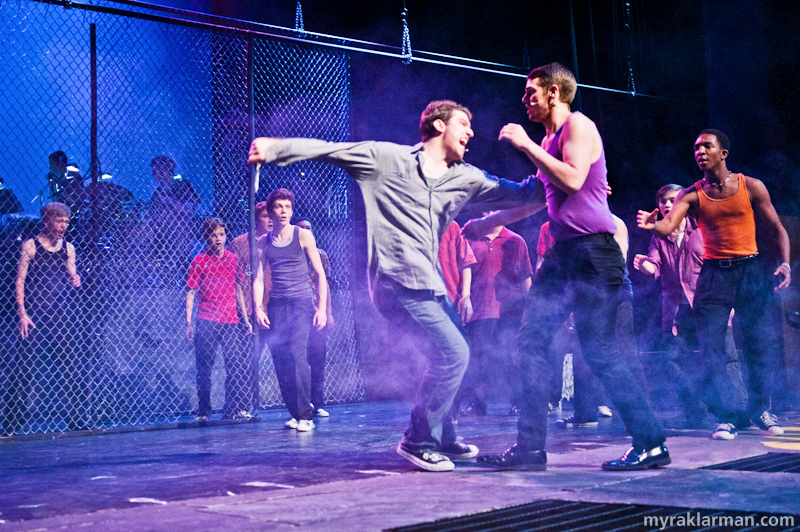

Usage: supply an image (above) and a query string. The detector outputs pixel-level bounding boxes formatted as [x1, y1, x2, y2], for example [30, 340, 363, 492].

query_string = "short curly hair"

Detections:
[527, 62, 577, 105]
[419, 100, 472, 142]
[266, 188, 295, 213]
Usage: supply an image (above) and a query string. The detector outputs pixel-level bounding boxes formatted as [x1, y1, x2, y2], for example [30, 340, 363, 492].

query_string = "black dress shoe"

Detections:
[601, 444, 671, 471]
[477, 444, 546, 471]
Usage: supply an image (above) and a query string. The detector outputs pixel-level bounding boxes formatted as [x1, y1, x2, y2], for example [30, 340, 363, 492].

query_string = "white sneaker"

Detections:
[597, 405, 613, 418]
[712, 423, 737, 440]
[315, 408, 330, 418]
[296, 419, 315, 432]
[751, 411, 784, 436]
[284, 418, 298, 429]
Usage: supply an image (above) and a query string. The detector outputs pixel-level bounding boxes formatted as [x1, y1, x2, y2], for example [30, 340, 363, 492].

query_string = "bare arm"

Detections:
[299, 228, 328, 330]
[638, 188, 695, 237]
[462, 203, 545, 240]
[16, 240, 35, 339]
[498, 113, 601, 195]
[612, 215, 629, 262]
[235, 284, 252, 334]
[185, 289, 196, 340]
[66, 242, 81, 287]
[747, 177, 791, 289]
[457, 266, 473, 323]
[252, 238, 269, 329]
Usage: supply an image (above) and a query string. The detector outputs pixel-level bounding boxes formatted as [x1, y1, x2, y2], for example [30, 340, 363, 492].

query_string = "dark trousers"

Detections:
[373, 278, 469, 452]
[517, 233, 665, 451]
[194, 319, 248, 417]
[262, 298, 314, 421]
[459, 318, 521, 411]
[693, 258, 778, 425]
[2, 311, 87, 433]
[663, 303, 747, 419]
[308, 327, 328, 410]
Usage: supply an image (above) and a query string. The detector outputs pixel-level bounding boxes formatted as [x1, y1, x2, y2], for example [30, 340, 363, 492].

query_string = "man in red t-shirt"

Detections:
[460, 214, 532, 416]
[438, 220, 477, 323]
[186, 218, 252, 422]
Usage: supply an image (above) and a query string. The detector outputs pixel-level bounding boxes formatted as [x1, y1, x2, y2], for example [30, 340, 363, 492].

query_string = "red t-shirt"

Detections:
[438, 221, 477, 304]
[536, 221, 555, 255]
[187, 249, 240, 324]
[468, 227, 533, 321]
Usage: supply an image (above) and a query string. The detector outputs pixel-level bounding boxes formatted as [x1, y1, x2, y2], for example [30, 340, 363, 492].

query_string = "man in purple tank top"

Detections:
[476, 63, 669, 472]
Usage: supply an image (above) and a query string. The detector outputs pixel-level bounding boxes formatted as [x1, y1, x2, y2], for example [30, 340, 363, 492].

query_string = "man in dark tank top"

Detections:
[252, 189, 328, 433]
[3, 202, 86, 436]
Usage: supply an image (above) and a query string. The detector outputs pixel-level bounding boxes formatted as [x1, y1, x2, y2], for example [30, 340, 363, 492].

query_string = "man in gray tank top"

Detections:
[252, 189, 328, 433]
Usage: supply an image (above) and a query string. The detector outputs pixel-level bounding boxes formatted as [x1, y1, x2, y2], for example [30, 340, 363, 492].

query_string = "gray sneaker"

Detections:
[397, 443, 455, 472]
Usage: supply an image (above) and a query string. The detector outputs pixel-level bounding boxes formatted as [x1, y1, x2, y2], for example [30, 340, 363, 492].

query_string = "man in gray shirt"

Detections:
[249, 100, 544, 471]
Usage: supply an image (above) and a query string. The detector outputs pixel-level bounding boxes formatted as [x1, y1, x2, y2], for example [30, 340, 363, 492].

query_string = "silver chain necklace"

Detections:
[704, 171, 732, 190]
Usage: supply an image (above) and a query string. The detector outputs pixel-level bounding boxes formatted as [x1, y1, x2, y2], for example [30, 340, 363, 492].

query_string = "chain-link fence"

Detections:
[0, 0, 362, 436]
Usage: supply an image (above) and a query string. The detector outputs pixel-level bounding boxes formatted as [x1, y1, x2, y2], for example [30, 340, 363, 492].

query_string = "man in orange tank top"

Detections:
[638, 129, 791, 441]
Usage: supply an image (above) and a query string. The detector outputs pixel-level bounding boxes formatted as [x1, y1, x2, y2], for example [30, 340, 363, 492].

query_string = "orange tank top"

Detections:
[694, 173, 758, 259]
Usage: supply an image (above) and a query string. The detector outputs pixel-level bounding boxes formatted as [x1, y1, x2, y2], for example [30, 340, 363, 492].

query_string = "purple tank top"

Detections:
[541, 115, 616, 241]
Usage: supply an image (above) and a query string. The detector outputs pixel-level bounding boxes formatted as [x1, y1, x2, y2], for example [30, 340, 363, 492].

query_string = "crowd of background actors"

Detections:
[2, 154, 335, 436]
[3, 129, 792, 448]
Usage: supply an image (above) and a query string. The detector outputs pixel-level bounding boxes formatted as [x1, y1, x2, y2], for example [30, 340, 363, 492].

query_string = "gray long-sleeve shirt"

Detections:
[263, 138, 543, 297]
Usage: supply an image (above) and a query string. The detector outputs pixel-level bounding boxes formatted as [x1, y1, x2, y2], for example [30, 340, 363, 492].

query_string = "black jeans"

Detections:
[517, 233, 665, 451]
[194, 319, 249, 417]
[262, 298, 314, 421]
[693, 257, 778, 424]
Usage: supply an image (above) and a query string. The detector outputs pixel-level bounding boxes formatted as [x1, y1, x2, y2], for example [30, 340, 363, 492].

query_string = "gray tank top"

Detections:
[262, 225, 313, 300]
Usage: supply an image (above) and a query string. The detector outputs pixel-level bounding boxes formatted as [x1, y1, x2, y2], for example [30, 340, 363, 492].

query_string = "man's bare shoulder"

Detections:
[677, 184, 700, 205]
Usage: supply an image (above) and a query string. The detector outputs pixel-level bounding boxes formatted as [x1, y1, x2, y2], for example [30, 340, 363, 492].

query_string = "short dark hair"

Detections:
[527, 62, 577, 105]
[698, 129, 730, 151]
[419, 100, 472, 142]
[150, 155, 176, 173]
[202, 217, 226, 241]
[656, 184, 683, 205]
[294, 217, 312, 228]
[255, 201, 269, 218]
[48, 151, 67, 164]
[266, 188, 295, 213]
[41, 202, 71, 222]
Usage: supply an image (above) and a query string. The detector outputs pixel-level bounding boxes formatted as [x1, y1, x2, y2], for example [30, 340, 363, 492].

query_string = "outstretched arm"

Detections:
[638, 188, 694, 237]
[462, 203, 544, 240]
[249, 138, 379, 181]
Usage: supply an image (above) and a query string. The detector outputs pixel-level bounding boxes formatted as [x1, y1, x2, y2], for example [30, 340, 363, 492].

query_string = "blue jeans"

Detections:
[262, 298, 314, 421]
[373, 278, 469, 452]
[517, 233, 665, 451]
[693, 257, 779, 424]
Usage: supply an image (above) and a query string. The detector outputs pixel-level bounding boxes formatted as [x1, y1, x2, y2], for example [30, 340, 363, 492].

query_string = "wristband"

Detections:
[781, 262, 791, 272]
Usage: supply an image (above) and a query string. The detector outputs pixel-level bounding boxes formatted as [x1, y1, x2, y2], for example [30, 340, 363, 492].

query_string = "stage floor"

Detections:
[2, 401, 800, 530]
